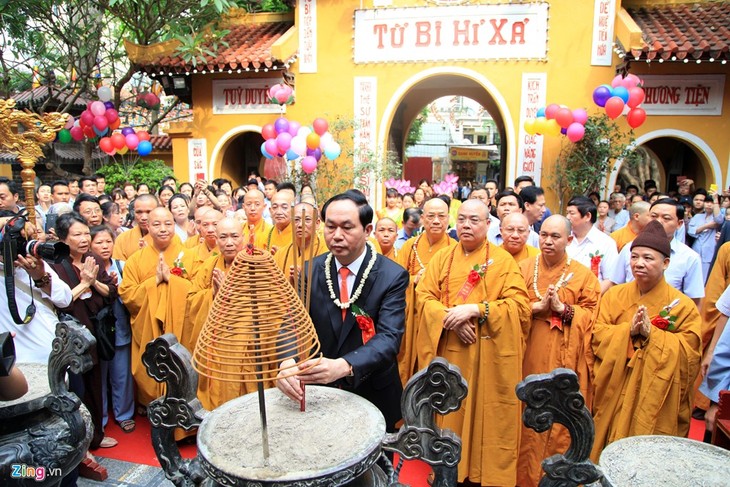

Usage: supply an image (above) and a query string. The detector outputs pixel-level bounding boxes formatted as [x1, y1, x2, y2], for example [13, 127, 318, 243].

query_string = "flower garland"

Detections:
[325, 241, 378, 309]
[532, 256, 572, 300]
[442, 242, 490, 307]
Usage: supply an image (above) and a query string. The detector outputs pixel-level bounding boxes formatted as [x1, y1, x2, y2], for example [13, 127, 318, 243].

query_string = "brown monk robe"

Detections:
[416, 200, 530, 486]
[119, 207, 193, 407]
[184, 218, 249, 410]
[112, 194, 157, 260]
[264, 192, 294, 255]
[396, 197, 455, 385]
[273, 202, 327, 274]
[241, 189, 273, 249]
[591, 220, 701, 461]
[694, 241, 730, 411]
[517, 215, 600, 487]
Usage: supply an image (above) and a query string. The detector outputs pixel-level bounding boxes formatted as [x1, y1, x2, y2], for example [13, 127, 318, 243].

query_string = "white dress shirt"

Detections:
[566, 226, 618, 281]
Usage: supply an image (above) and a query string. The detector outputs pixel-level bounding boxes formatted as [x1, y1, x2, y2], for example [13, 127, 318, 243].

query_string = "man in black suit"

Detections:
[276, 190, 409, 430]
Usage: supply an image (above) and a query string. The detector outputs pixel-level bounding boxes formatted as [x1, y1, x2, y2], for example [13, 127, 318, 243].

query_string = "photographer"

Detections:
[0, 216, 72, 363]
[51, 213, 118, 450]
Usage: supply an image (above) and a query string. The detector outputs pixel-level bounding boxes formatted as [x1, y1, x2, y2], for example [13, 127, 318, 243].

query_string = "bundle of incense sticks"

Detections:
[291, 206, 317, 411]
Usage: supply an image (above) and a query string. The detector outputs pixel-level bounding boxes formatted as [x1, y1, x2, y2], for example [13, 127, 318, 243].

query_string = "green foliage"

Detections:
[96, 157, 174, 192]
[406, 106, 429, 146]
[551, 113, 641, 212]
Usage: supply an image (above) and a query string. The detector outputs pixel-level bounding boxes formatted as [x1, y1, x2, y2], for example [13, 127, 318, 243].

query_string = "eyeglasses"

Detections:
[456, 216, 487, 225]
[81, 208, 101, 216]
[501, 226, 528, 235]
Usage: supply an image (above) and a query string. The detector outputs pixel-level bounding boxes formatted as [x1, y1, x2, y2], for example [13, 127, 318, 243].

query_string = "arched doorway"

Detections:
[387, 74, 508, 188]
[220, 131, 265, 185]
[609, 130, 721, 195]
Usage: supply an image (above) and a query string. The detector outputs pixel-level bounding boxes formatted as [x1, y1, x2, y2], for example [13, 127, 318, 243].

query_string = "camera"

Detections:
[1, 215, 69, 264]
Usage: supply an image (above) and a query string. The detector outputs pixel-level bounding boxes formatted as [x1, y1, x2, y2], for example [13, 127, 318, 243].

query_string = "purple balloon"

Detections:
[592, 85, 612, 108]
[287, 120, 301, 137]
[121, 127, 135, 136]
[307, 147, 322, 161]
[560, 127, 568, 135]
[104, 101, 115, 109]
[274, 117, 289, 135]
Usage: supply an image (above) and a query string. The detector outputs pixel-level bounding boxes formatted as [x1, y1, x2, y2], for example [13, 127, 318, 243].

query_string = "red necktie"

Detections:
[339, 266, 350, 321]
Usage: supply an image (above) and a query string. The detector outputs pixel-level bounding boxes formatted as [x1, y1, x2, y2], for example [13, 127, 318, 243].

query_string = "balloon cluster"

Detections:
[384, 178, 416, 195]
[592, 74, 647, 128]
[268, 83, 294, 105]
[98, 127, 152, 157]
[523, 104, 589, 143]
[136, 91, 161, 110]
[260, 117, 341, 174]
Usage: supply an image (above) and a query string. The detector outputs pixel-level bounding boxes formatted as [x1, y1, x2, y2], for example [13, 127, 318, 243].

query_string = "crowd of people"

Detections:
[1, 170, 730, 486]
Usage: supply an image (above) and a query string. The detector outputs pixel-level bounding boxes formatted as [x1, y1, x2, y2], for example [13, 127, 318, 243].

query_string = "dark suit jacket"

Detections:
[308, 245, 409, 429]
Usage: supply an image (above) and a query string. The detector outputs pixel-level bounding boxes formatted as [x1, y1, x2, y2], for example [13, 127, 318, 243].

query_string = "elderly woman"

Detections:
[51, 213, 118, 450]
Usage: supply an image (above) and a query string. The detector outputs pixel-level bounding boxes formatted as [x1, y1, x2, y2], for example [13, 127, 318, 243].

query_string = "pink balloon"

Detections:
[571, 108, 588, 125]
[611, 74, 624, 88]
[80, 110, 94, 127]
[287, 120, 301, 137]
[105, 108, 119, 123]
[64, 116, 74, 129]
[264, 139, 278, 157]
[276, 132, 292, 152]
[268, 84, 279, 99]
[262, 124, 276, 140]
[604, 96, 625, 120]
[93, 115, 108, 130]
[275, 88, 290, 104]
[544, 104, 560, 120]
[301, 156, 317, 174]
[312, 118, 328, 136]
[91, 101, 106, 117]
[125, 133, 139, 150]
[566, 122, 585, 142]
[70, 126, 84, 141]
[626, 87, 645, 108]
[622, 73, 641, 88]
[290, 135, 307, 156]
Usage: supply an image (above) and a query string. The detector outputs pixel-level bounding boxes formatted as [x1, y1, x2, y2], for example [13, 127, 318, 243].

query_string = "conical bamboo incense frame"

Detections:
[192, 247, 321, 383]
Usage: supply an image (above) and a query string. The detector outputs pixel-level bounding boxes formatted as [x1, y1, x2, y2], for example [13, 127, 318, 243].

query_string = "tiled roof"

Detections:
[133, 21, 295, 74]
[12, 86, 92, 111]
[626, 3, 730, 62]
[149, 135, 172, 151]
[0, 143, 107, 165]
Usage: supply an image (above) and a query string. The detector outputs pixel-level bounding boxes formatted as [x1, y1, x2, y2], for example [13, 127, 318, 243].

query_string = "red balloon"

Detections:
[604, 97, 625, 120]
[554, 108, 574, 129]
[261, 124, 276, 140]
[105, 108, 119, 123]
[137, 131, 150, 141]
[99, 137, 114, 154]
[626, 108, 647, 128]
[626, 87, 645, 108]
[93, 115, 108, 131]
[69, 126, 84, 141]
[80, 110, 94, 127]
[544, 104, 560, 120]
[83, 126, 95, 139]
[312, 117, 328, 136]
[110, 133, 126, 150]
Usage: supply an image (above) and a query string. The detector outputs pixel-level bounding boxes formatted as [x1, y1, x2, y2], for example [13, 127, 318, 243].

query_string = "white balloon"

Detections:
[297, 126, 312, 138]
[319, 132, 333, 149]
[97, 86, 112, 102]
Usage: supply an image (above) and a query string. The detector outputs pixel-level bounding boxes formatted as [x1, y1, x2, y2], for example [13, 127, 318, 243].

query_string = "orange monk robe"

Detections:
[373, 240, 398, 261]
[376, 207, 403, 228]
[499, 243, 540, 264]
[182, 253, 254, 410]
[395, 233, 456, 385]
[610, 224, 638, 252]
[694, 241, 730, 410]
[263, 223, 292, 255]
[273, 234, 327, 274]
[416, 242, 531, 486]
[517, 255, 600, 487]
[180, 242, 219, 280]
[243, 219, 273, 250]
[184, 235, 201, 249]
[119, 239, 192, 406]
[590, 279, 702, 461]
[112, 226, 152, 260]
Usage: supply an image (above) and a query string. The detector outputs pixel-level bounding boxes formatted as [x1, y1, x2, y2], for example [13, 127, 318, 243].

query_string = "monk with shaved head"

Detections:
[266, 191, 295, 254]
[113, 193, 160, 260]
[181, 208, 223, 279]
[416, 198, 530, 485]
[242, 189, 273, 249]
[274, 202, 327, 276]
[499, 212, 540, 263]
[396, 197, 456, 385]
[516, 214, 600, 486]
[119, 206, 193, 409]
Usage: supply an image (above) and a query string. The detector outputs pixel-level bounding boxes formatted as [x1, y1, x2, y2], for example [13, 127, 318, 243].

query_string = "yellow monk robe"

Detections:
[184, 235, 201, 249]
[416, 242, 531, 486]
[119, 240, 192, 406]
[373, 239, 398, 261]
[517, 255, 600, 487]
[694, 241, 730, 410]
[590, 279, 702, 461]
[263, 224, 292, 255]
[499, 243, 540, 264]
[376, 207, 403, 228]
[273, 234, 327, 274]
[610, 224, 638, 252]
[242, 219, 273, 250]
[180, 242, 219, 280]
[112, 226, 152, 260]
[396, 233, 455, 385]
